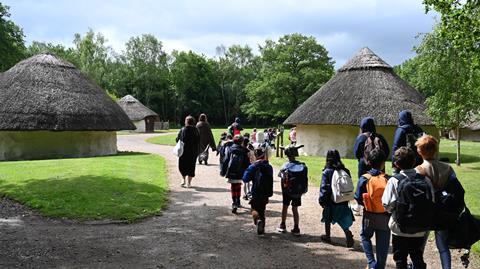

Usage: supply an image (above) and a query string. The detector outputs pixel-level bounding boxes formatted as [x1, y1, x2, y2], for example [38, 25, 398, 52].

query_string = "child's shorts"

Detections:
[282, 192, 301, 207]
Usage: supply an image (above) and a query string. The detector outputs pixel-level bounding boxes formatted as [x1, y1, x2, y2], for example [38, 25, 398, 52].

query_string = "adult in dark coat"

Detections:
[176, 115, 200, 188]
[196, 113, 216, 165]
[353, 117, 389, 179]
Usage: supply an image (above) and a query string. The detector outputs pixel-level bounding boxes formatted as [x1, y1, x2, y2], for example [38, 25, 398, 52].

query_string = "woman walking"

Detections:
[196, 113, 216, 165]
[176, 115, 200, 188]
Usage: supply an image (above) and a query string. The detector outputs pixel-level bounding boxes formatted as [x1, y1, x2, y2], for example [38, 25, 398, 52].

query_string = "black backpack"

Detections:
[281, 162, 308, 198]
[447, 207, 480, 249]
[363, 132, 387, 162]
[432, 175, 466, 230]
[253, 163, 273, 198]
[394, 173, 434, 234]
[225, 147, 246, 179]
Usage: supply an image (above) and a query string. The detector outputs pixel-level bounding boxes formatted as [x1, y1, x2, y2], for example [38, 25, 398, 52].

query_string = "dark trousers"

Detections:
[250, 197, 269, 224]
[392, 234, 426, 269]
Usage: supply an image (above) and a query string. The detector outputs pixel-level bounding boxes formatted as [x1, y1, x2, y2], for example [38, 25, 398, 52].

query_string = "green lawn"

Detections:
[0, 152, 168, 222]
[271, 139, 480, 253]
[147, 128, 256, 146]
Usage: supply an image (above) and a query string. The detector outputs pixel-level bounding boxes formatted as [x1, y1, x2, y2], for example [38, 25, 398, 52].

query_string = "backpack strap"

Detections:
[362, 173, 372, 180]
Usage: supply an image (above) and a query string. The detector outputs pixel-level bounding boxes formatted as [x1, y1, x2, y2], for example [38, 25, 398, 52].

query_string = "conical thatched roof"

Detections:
[284, 47, 433, 126]
[0, 53, 135, 131]
[117, 95, 158, 121]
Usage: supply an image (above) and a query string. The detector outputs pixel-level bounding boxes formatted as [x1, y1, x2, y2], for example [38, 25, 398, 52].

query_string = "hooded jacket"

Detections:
[391, 110, 423, 161]
[353, 117, 390, 160]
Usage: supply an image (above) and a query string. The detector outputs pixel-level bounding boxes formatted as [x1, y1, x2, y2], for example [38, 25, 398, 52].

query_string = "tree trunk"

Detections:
[456, 125, 461, 166]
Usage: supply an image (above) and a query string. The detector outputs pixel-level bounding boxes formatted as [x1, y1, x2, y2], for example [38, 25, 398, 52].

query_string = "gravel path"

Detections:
[0, 133, 476, 268]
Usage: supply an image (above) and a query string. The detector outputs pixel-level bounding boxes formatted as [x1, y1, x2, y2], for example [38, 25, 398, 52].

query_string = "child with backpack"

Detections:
[242, 148, 274, 235]
[277, 145, 308, 236]
[222, 135, 250, 213]
[319, 149, 355, 247]
[354, 148, 390, 269]
[382, 147, 434, 269]
[392, 110, 425, 172]
[218, 133, 233, 176]
[242, 133, 255, 200]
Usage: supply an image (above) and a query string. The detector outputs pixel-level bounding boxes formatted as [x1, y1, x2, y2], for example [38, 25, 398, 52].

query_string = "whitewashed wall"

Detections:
[0, 131, 117, 161]
[132, 120, 146, 133]
[296, 124, 438, 159]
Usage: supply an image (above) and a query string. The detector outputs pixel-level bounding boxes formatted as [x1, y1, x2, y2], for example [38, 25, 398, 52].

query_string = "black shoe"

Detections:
[257, 220, 265, 235]
[320, 234, 331, 243]
[232, 203, 237, 214]
[345, 230, 354, 248]
[291, 227, 300, 236]
[199, 160, 202, 164]
[243, 195, 249, 200]
[204, 160, 208, 165]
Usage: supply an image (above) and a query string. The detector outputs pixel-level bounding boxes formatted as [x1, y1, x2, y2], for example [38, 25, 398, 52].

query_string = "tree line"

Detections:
[0, 3, 335, 126]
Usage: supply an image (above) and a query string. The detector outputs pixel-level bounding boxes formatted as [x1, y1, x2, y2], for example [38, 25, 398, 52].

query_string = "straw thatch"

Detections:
[284, 47, 433, 126]
[0, 53, 135, 131]
[117, 95, 158, 121]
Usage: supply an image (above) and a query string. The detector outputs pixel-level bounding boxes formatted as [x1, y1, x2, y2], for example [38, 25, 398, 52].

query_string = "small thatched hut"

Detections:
[0, 53, 135, 161]
[117, 95, 159, 133]
[449, 116, 480, 142]
[284, 47, 437, 157]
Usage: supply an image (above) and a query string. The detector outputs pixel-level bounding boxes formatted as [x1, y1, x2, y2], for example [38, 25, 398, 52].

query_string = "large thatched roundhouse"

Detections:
[117, 95, 159, 133]
[0, 53, 135, 161]
[284, 47, 437, 158]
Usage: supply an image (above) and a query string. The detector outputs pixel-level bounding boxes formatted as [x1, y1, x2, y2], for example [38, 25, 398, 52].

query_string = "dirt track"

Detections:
[0, 133, 476, 268]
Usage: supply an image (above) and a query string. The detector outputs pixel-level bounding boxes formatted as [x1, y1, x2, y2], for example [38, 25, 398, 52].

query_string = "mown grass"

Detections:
[271, 139, 480, 253]
[146, 128, 255, 146]
[0, 152, 168, 222]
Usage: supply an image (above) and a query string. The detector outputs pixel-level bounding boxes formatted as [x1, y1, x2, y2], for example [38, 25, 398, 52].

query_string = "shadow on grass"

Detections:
[116, 151, 151, 157]
[0, 175, 167, 222]
[438, 152, 480, 164]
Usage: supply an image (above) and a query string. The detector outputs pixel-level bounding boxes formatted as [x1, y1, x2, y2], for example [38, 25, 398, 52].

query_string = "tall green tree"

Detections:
[121, 34, 171, 119]
[422, 0, 480, 165]
[401, 27, 480, 166]
[0, 3, 26, 72]
[170, 51, 221, 124]
[214, 44, 259, 124]
[243, 33, 334, 122]
[73, 29, 111, 89]
[423, 0, 480, 66]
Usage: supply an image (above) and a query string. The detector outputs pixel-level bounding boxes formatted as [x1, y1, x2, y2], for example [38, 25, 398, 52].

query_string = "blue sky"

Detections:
[4, 0, 437, 68]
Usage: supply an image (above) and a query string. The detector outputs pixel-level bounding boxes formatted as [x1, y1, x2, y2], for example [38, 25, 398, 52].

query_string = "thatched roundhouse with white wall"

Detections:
[449, 117, 480, 142]
[284, 47, 437, 158]
[0, 53, 135, 161]
[117, 95, 158, 133]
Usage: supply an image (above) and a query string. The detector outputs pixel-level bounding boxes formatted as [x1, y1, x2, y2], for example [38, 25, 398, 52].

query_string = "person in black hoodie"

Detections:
[392, 110, 424, 171]
[353, 117, 390, 179]
[176, 115, 200, 188]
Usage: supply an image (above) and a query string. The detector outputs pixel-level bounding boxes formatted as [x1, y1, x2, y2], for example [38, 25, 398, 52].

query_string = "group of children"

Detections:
[216, 119, 473, 269]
